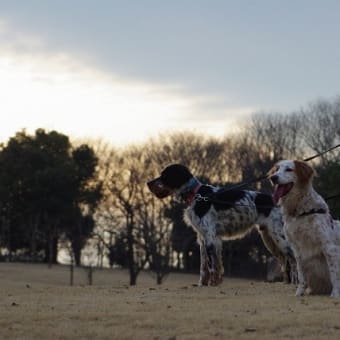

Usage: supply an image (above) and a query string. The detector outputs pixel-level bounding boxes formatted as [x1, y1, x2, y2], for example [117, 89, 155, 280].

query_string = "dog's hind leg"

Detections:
[287, 254, 298, 284]
[206, 238, 223, 286]
[322, 242, 340, 298]
[281, 252, 297, 284]
[214, 238, 224, 285]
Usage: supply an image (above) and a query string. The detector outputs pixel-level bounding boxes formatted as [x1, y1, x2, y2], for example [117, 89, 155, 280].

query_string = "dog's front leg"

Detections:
[198, 241, 210, 286]
[295, 254, 307, 296]
[214, 238, 224, 285]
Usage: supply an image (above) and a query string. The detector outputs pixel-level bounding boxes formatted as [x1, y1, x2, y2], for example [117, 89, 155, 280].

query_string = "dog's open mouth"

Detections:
[273, 183, 294, 204]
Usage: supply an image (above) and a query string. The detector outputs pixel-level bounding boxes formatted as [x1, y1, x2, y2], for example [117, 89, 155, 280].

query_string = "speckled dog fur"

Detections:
[270, 160, 340, 297]
[183, 187, 294, 286]
[147, 164, 295, 286]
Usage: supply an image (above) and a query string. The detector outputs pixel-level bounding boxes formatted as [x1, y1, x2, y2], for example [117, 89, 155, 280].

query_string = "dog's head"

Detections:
[268, 160, 315, 204]
[147, 164, 194, 199]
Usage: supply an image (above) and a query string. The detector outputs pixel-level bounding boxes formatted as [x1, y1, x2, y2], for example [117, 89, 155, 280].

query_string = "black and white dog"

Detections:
[147, 164, 296, 286]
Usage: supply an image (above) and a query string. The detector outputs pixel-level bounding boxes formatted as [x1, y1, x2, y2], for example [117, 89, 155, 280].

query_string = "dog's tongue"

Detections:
[273, 184, 290, 204]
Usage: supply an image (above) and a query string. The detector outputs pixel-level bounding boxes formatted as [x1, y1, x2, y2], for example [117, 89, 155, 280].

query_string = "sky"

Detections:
[1, 1, 340, 146]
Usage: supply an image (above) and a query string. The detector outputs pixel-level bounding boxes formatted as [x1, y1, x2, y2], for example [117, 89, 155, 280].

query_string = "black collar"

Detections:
[298, 208, 327, 217]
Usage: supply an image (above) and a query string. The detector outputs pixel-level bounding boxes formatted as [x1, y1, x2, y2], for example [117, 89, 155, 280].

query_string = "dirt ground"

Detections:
[0, 263, 340, 339]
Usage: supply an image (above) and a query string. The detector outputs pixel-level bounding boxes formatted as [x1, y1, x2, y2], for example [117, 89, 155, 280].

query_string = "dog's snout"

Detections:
[270, 175, 279, 184]
[147, 178, 162, 188]
[147, 176, 172, 199]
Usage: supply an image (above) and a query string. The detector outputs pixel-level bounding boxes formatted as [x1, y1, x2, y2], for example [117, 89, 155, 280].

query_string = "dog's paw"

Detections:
[216, 276, 223, 285]
[198, 276, 209, 287]
[208, 271, 223, 286]
[331, 289, 340, 298]
[198, 280, 208, 287]
[295, 286, 305, 296]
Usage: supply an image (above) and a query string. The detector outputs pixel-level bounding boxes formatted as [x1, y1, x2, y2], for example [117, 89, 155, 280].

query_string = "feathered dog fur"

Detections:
[147, 164, 295, 286]
[270, 160, 340, 297]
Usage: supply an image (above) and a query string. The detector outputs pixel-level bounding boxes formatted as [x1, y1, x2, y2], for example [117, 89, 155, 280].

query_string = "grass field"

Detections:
[0, 263, 340, 339]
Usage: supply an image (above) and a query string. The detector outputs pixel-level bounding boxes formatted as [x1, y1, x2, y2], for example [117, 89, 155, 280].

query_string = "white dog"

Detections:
[269, 160, 340, 297]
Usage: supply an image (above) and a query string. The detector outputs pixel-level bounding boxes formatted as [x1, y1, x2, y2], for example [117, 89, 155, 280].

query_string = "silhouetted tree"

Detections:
[0, 129, 101, 265]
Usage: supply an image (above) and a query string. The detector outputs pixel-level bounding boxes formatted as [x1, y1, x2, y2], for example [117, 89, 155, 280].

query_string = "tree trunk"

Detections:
[87, 266, 93, 285]
[48, 233, 54, 268]
[48, 235, 53, 268]
[129, 268, 137, 286]
[127, 212, 139, 285]
[53, 238, 58, 263]
[72, 240, 82, 266]
[29, 212, 41, 261]
[46, 235, 58, 266]
[127, 231, 137, 285]
[70, 256, 74, 286]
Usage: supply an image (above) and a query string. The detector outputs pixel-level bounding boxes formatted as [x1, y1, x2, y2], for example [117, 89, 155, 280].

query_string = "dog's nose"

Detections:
[147, 180, 154, 190]
[270, 175, 279, 184]
[147, 177, 162, 191]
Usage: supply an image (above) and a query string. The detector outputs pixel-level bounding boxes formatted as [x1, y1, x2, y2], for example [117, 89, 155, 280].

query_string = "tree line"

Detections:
[1, 96, 340, 285]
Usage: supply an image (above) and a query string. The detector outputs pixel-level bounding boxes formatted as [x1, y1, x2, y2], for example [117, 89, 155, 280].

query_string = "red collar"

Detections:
[185, 184, 202, 207]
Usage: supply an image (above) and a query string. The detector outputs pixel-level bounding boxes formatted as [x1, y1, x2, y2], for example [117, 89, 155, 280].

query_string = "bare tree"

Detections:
[93, 141, 175, 285]
[228, 112, 304, 191]
[300, 97, 340, 163]
[147, 132, 232, 183]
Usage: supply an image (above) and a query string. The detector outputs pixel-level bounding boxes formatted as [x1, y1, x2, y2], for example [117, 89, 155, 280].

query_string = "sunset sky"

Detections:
[1, 1, 340, 146]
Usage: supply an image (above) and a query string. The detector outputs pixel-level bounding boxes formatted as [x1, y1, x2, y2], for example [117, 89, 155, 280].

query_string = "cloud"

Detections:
[0, 18, 44, 54]
[0, 18, 256, 146]
[2, 0, 340, 119]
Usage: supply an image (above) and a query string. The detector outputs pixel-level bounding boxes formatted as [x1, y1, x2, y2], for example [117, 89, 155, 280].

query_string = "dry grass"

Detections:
[0, 263, 340, 339]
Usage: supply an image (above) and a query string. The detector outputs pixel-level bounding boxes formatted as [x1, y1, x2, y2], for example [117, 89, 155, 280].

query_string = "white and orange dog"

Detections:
[270, 160, 340, 297]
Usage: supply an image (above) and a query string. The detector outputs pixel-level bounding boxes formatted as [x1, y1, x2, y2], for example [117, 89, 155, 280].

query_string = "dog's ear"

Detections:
[267, 163, 279, 177]
[294, 160, 315, 185]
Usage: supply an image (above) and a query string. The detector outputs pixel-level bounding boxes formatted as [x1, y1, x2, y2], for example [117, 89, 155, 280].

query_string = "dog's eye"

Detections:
[285, 168, 293, 172]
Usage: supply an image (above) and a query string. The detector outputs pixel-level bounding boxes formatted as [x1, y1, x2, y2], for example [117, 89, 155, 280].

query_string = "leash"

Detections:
[181, 144, 340, 209]
[326, 193, 340, 201]
[303, 143, 340, 162]
[190, 144, 340, 207]
[193, 192, 340, 209]
[225, 174, 268, 191]
[227, 143, 340, 191]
